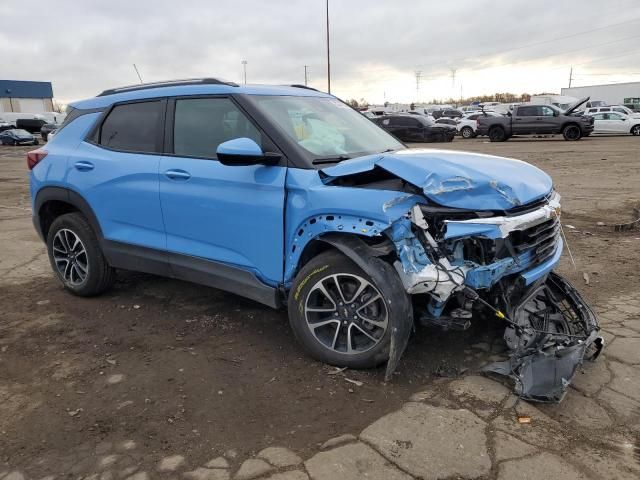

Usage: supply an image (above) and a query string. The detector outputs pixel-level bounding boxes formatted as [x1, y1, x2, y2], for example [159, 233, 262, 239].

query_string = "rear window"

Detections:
[516, 106, 538, 116]
[99, 101, 162, 153]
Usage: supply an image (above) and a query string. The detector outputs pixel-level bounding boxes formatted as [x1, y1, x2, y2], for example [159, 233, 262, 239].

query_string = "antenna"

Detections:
[133, 64, 143, 84]
[304, 65, 309, 86]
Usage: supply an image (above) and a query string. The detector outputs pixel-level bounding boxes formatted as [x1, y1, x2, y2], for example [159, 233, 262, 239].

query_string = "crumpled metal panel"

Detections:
[321, 149, 553, 210]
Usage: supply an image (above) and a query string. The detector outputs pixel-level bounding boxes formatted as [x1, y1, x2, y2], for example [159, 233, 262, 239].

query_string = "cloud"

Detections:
[1, 0, 638, 104]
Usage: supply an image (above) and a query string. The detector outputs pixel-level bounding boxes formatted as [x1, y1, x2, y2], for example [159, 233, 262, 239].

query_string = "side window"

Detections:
[609, 113, 623, 120]
[99, 101, 162, 153]
[592, 113, 605, 120]
[602, 113, 611, 120]
[173, 97, 261, 159]
[540, 106, 555, 116]
[517, 106, 538, 116]
[613, 108, 626, 114]
[600, 107, 611, 112]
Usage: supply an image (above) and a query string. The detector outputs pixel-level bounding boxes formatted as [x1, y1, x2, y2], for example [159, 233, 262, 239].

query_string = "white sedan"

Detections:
[457, 111, 500, 139]
[588, 112, 640, 136]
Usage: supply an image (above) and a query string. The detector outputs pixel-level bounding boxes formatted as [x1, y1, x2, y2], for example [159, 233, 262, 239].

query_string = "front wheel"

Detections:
[288, 250, 406, 369]
[46, 212, 115, 296]
[460, 126, 474, 139]
[562, 124, 582, 141]
[631, 125, 640, 136]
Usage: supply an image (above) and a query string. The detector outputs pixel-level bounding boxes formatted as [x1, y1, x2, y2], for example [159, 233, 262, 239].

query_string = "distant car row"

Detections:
[0, 117, 61, 145]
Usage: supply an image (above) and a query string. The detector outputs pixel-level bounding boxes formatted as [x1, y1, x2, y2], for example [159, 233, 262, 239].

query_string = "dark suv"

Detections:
[27, 78, 601, 400]
[373, 114, 456, 142]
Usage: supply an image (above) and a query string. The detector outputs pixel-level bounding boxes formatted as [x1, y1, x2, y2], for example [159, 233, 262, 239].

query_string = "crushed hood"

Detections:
[321, 149, 553, 210]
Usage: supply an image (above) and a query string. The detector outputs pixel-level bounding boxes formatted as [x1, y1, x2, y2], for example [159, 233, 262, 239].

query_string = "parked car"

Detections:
[435, 117, 457, 126]
[40, 123, 61, 141]
[0, 118, 14, 132]
[457, 111, 500, 139]
[0, 128, 39, 145]
[27, 78, 602, 401]
[584, 105, 640, 119]
[16, 118, 48, 134]
[477, 98, 594, 141]
[587, 112, 640, 136]
[373, 114, 456, 142]
[47, 129, 58, 141]
[432, 109, 463, 119]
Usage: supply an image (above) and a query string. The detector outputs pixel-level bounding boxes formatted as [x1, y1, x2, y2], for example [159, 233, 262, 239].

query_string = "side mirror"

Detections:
[216, 138, 280, 166]
[554, 111, 559, 116]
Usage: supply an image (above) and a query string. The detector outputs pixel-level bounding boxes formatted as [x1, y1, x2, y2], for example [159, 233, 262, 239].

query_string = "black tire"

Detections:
[46, 212, 115, 296]
[33, 139, 39, 145]
[562, 124, 582, 141]
[460, 126, 474, 139]
[489, 126, 507, 142]
[288, 249, 408, 369]
[631, 125, 640, 136]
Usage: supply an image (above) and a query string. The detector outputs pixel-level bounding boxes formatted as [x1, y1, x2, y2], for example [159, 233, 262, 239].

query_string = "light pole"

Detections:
[326, 0, 331, 93]
[241, 60, 248, 84]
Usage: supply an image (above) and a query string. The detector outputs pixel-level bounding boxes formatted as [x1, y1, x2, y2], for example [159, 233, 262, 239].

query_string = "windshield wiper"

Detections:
[379, 148, 395, 154]
[312, 155, 351, 165]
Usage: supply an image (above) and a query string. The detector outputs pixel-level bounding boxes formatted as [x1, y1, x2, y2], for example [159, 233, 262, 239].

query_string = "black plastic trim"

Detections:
[101, 240, 280, 308]
[97, 78, 239, 97]
[33, 186, 104, 241]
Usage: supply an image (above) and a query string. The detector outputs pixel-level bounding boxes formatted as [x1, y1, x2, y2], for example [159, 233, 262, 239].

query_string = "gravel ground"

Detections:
[0, 135, 639, 479]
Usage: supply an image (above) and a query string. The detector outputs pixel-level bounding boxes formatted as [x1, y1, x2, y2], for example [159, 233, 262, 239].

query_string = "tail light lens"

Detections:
[27, 149, 48, 170]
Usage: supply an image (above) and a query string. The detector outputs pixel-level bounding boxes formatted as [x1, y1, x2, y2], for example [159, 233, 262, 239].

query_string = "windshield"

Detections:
[12, 129, 31, 136]
[250, 95, 403, 161]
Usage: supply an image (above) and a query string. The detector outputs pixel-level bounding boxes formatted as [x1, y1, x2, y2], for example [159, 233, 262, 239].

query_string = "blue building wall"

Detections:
[0, 80, 53, 99]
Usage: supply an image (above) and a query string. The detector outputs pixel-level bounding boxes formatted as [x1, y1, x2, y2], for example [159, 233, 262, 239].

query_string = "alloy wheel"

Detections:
[52, 228, 89, 285]
[632, 125, 640, 136]
[304, 273, 388, 355]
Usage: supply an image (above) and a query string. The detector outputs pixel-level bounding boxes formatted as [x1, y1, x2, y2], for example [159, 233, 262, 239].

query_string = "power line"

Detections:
[340, 17, 640, 77]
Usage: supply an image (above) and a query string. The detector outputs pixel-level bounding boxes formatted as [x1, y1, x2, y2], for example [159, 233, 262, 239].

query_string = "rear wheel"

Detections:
[288, 250, 406, 369]
[460, 126, 474, 139]
[489, 126, 507, 142]
[631, 125, 640, 136]
[562, 124, 582, 141]
[46, 213, 115, 296]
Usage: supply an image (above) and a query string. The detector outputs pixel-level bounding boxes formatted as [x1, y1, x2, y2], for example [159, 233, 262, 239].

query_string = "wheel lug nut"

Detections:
[342, 320, 348, 325]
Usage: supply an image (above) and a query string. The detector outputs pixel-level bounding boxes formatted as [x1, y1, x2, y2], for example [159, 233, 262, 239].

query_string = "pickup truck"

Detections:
[477, 97, 594, 142]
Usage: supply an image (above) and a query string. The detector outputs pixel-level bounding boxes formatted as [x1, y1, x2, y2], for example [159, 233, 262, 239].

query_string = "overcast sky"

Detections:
[2, 0, 639, 105]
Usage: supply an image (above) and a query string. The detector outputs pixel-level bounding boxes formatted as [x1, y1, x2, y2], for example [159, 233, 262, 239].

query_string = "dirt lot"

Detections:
[1, 135, 639, 477]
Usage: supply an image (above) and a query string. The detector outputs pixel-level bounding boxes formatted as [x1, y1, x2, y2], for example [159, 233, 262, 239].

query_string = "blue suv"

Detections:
[28, 78, 601, 401]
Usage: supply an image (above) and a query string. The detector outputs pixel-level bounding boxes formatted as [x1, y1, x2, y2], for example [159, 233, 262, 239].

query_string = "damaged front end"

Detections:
[385, 195, 603, 403]
[312, 150, 603, 402]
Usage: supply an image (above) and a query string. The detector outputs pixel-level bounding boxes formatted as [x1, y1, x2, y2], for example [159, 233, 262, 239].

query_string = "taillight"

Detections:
[27, 149, 48, 170]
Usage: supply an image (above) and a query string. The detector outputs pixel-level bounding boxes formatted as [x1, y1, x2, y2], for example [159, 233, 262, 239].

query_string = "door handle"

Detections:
[74, 160, 94, 171]
[164, 169, 191, 180]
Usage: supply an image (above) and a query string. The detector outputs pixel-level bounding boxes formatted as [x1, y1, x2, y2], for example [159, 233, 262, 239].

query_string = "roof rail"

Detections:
[97, 78, 239, 97]
[289, 84, 320, 92]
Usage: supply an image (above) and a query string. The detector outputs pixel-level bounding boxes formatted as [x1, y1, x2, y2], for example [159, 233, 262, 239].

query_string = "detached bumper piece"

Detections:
[485, 272, 603, 403]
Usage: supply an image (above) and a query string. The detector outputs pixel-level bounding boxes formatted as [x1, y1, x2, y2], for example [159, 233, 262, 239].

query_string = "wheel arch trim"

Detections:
[33, 186, 104, 241]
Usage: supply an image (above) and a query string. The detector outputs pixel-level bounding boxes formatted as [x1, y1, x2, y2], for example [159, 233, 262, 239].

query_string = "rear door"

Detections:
[159, 96, 286, 285]
[513, 106, 539, 133]
[69, 100, 166, 251]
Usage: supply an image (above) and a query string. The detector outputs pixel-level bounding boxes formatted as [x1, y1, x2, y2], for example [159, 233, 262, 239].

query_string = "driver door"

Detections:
[159, 96, 286, 285]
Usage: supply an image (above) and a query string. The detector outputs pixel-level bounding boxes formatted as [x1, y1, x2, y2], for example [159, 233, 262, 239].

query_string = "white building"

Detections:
[561, 81, 640, 106]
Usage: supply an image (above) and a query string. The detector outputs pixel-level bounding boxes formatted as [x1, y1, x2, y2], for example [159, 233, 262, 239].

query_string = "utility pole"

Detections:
[568, 66, 573, 88]
[133, 64, 143, 83]
[304, 65, 309, 86]
[241, 60, 248, 84]
[326, 0, 331, 93]
[450, 68, 457, 88]
[415, 71, 422, 103]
